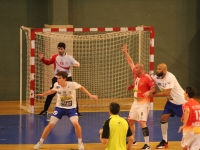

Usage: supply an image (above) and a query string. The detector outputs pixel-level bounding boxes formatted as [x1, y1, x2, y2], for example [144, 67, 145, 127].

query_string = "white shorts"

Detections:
[128, 102, 150, 121]
[181, 134, 200, 150]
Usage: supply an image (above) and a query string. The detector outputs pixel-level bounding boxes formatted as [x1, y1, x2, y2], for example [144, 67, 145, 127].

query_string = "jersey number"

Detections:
[195, 110, 200, 120]
[61, 100, 72, 107]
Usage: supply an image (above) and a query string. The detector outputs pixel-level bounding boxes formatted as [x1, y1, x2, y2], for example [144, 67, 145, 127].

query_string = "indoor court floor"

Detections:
[0, 99, 196, 150]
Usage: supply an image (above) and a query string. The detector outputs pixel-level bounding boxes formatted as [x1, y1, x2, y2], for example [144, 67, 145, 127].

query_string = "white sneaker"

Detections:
[78, 142, 84, 150]
[34, 141, 42, 150]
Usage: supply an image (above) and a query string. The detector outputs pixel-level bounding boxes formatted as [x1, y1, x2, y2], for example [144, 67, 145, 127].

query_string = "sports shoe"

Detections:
[38, 110, 47, 116]
[126, 141, 137, 145]
[156, 139, 168, 149]
[141, 144, 150, 150]
[78, 142, 84, 150]
[34, 141, 42, 150]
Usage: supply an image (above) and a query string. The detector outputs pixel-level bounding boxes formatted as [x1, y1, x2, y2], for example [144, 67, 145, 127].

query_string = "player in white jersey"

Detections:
[34, 71, 98, 150]
[151, 63, 186, 149]
[38, 42, 82, 117]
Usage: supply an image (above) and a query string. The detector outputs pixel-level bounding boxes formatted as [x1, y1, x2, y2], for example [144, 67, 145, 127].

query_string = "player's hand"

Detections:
[178, 125, 184, 133]
[143, 91, 150, 98]
[122, 44, 127, 53]
[126, 84, 134, 91]
[38, 52, 44, 59]
[90, 95, 98, 99]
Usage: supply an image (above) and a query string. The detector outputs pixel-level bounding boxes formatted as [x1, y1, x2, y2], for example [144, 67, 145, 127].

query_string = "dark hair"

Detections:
[56, 71, 68, 80]
[57, 42, 66, 49]
[185, 86, 196, 98]
[109, 102, 120, 114]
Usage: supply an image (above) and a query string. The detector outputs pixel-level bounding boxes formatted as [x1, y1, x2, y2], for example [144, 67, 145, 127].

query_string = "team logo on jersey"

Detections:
[57, 92, 61, 94]
[158, 83, 161, 86]
[63, 91, 66, 94]
[60, 95, 72, 101]
[56, 86, 60, 89]
[118, 121, 122, 126]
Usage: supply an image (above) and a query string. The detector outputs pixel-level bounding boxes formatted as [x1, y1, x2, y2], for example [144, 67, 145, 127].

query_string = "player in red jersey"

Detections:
[38, 42, 82, 117]
[178, 87, 200, 150]
[122, 44, 156, 150]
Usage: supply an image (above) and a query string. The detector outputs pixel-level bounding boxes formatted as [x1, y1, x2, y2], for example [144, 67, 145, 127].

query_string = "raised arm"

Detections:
[38, 52, 55, 65]
[122, 44, 135, 70]
[79, 86, 98, 99]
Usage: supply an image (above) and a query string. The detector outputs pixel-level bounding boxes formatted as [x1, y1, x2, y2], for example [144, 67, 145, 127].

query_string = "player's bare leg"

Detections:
[71, 118, 84, 150]
[128, 120, 137, 145]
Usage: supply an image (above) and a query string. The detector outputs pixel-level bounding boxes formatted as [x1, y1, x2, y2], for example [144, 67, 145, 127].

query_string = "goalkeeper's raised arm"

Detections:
[122, 44, 135, 70]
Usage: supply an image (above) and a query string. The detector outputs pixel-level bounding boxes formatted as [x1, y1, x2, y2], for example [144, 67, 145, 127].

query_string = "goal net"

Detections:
[20, 26, 154, 113]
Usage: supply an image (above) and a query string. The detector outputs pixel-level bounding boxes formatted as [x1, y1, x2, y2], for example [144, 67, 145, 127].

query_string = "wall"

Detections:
[0, 0, 199, 100]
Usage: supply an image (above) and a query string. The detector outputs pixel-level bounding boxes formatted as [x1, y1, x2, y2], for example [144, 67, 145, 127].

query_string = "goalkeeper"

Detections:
[38, 42, 82, 117]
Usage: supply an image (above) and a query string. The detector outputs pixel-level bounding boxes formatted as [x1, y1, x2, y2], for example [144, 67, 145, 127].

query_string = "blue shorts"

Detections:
[52, 107, 78, 119]
[163, 101, 182, 117]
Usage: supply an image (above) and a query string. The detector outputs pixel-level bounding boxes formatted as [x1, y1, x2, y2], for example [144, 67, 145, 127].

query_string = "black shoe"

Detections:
[156, 139, 168, 149]
[141, 144, 150, 150]
[77, 112, 82, 118]
[38, 111, 47, 116]
[126, 141, 137, 145]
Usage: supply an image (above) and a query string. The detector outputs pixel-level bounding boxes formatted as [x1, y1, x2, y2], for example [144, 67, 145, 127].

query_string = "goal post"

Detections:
[20, 26, 154, 113]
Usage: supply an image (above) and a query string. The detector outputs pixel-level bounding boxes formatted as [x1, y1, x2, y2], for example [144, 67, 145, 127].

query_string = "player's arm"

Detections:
[99, 119, 110, 145]
[79, 86, 98, 99]
[36, 89, 57, 97]
[143, 86, 156, 97]
[178, 107, 190, 133]
[122, 44, 135, 70]
[72, 63, 80, 67]
[99, 128, 108, 144]
[68, 55, 80, 67]
[39, 52, 55, 65]
[153, 88, 172, 97]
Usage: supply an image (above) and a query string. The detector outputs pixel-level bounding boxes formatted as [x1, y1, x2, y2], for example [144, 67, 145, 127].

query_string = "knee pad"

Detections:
[142, 127, 149, 136]
[160, 121, 168, 124]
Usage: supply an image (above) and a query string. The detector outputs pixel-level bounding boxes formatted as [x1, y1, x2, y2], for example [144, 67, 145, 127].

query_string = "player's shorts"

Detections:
[52, 107, 78, 119]
[128, 102, 149, 121]
[181, 134, 200, 149]
[163, 101, 182, 117]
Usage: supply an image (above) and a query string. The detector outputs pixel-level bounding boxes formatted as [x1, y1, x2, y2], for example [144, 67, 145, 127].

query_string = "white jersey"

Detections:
[152, 71, 186, 105]
[52, 81, 81, 109]
[41, 53, 80, 77]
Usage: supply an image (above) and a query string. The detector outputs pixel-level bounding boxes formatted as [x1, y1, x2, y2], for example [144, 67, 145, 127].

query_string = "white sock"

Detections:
[39, 138, 44, 143]
[144, 136, 149, 145]
[161, 122, 168, 142]
[78, 138, 82, 143]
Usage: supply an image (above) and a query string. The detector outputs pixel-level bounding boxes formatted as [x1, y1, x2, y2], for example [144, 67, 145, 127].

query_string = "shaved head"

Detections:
[134, 63, 145, 76]
[157, 63, 168, 71]
[156, 63, 168, 77]
[137, 63, 145, 70]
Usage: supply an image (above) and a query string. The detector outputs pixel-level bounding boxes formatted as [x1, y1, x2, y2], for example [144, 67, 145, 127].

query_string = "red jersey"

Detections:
[132, 68, 155, 104]
[182, 99, 200, 134]
[41, 53, 80, 76]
